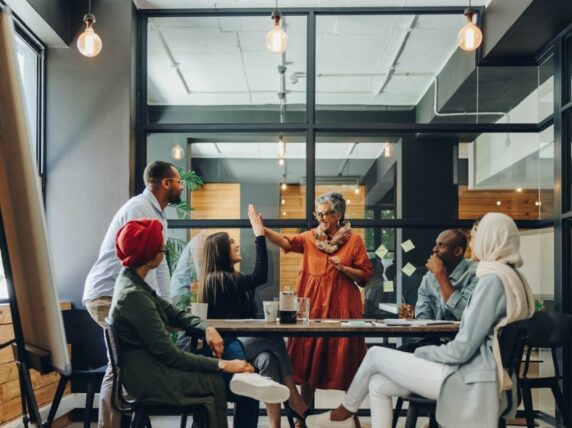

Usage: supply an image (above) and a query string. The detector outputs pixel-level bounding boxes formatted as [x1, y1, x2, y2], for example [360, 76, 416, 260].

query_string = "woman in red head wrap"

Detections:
[109, 219, 257, 428]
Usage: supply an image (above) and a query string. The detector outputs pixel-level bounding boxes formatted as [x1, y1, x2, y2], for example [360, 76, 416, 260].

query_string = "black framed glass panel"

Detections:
[568, 112, 572, 207]
[538, 54, 554, 122]
[469, 129, 554, 220]
[314, 134, 398, 221]
[146, 16, 307, 124]
[147, 132, 307, 220]
[566, 34, 572, 104]
[164, 224, 556, 319]
[14, 33, 39, 157]
[315, 14, 467, 124]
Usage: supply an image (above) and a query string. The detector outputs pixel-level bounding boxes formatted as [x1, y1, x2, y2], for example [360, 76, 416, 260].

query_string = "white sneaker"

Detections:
[229, 373, 290, 403]
[306, 411, 356, 428]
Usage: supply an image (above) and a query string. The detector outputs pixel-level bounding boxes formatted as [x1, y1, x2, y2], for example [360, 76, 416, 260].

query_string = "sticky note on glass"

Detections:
[383, 281, 394, 292]
[402, 263, 416, 277]
[401, 239, 415, 253]
[375, 244, 389, 259]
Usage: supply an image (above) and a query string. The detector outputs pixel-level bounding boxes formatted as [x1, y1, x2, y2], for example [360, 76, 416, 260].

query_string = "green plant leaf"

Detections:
[169, 168, 203, 218]
[177, 167, 203, 192]
[165, 237, 187, 275]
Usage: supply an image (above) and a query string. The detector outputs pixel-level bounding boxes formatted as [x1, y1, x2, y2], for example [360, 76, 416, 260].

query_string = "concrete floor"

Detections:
[67, 349, 559, 428]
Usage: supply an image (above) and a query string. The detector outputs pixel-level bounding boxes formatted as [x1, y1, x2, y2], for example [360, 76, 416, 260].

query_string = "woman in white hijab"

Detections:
[307, 212, 534, 428]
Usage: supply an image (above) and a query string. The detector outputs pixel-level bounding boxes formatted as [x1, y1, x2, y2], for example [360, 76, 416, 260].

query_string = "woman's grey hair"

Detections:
[316, 191, 346, 221]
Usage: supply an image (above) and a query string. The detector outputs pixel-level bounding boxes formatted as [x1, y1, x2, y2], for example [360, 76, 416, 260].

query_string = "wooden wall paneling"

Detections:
[0, 303, 72, 424]
[190, 183, 242, 270]
[190, 183, 241, 220]
[458, 185, 554, 219]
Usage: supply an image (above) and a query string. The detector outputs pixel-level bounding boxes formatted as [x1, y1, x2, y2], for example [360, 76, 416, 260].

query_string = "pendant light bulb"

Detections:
[171, 143, 185, 160]
[266, 12, 288, 54]
[383, 144, 392, 158]
[457, 10, 482, 52]
[281, 182, 287, 191]
[77, 13, 102, 57]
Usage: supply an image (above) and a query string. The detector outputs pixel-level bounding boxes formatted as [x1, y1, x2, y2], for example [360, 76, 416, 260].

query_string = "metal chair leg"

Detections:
[130, 410, 147, 428]
[520, 384, 536, 428]
[428, 411, 438, 428]
[404, 403, 419, 428]
[84, 381, 96, 428]
[392, 397, 403, 428]
[551, 384, 571, 428]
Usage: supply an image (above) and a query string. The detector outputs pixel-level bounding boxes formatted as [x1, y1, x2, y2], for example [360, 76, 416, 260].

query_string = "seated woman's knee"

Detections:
[252, 351, 281, 382]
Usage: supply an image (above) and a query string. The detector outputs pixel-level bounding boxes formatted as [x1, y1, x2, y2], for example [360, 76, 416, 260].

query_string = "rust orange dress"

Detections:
[285, 230, 372, 390]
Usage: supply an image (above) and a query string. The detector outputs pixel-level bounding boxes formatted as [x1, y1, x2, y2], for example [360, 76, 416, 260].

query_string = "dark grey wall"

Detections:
[45, 0, 135, 306]
[401, 135, 459, 268]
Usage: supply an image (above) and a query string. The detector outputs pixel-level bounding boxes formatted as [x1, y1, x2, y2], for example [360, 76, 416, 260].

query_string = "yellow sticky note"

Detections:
[401, 239, 416, 253]
[402, 262, 416, 277]
[375, 244, 389, 259]
[383, 280, 394, 292]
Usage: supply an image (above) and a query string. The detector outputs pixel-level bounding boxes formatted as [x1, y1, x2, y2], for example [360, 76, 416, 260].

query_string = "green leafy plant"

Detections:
[165, 168, 203, 274]
[170, 168, 204, 220]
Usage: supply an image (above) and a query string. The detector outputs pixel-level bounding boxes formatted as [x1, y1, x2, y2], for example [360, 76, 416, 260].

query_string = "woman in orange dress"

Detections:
[254, 191, 372, 410]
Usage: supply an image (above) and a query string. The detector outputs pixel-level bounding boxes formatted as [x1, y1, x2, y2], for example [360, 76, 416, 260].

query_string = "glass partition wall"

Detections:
[139, 8, 555, 317]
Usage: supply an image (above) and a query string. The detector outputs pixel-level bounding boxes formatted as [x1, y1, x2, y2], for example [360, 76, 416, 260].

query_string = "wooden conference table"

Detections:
[205, 319, 459, 339]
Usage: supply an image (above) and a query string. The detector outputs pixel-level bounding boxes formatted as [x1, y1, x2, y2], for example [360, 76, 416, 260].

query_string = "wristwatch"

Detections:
[217, 360, 225, 371]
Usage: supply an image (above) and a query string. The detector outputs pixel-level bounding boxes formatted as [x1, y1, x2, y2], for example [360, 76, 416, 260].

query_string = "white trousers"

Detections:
[342, 347, 449, 428]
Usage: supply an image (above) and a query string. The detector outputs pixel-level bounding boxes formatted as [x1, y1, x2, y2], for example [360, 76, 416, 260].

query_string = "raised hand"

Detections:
[248, 204, 265, 237]
[426, 254, 445, 275]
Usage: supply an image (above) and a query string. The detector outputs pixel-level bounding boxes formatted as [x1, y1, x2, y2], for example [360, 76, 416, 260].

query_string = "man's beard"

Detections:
[169, 192, 182, 204]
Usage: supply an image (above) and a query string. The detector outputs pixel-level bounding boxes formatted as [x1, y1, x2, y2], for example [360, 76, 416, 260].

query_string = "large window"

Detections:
[0, 13, 45, 302]
[139, 7, 554, 314]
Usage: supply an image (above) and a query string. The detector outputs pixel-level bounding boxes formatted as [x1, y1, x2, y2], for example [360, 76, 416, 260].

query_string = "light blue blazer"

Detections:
[415, 273, 516, 428]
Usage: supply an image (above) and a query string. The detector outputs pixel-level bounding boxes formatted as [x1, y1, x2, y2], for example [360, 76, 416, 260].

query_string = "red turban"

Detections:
[115, 219, 164, 267]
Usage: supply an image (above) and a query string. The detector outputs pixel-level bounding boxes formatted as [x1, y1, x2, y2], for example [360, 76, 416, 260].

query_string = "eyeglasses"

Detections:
[313, 210, 335, 219]
[165, 177, 184, 185]
[159, 247, 170, 256]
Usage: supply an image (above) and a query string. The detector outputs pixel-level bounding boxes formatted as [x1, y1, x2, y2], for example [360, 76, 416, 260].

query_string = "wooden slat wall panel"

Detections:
[279, 185, 365, 290]
[190, 183, 242, 270]
[0, 303, 71, 424]
[190, 184, 241, 220]
[458, 185, 554, 220]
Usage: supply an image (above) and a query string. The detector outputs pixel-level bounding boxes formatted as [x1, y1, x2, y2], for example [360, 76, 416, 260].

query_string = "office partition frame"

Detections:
[135, 9, 572, 425]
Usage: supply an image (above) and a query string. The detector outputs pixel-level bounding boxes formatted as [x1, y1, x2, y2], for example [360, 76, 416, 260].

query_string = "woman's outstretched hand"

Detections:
[248, 204, 265, 237]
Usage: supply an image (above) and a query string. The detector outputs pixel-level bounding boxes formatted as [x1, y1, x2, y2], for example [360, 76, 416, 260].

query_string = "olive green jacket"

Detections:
[110, 268, 228, 427]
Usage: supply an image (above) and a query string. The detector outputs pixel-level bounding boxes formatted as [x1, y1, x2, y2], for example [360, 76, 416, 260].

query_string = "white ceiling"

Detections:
[189, 141, 387, 158]
[147, 12, 474, 106]
[135, 1, 488, 9]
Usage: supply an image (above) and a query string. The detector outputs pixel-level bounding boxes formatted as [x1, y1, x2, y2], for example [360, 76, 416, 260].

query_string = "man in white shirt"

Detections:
[83, 160, 184, 428]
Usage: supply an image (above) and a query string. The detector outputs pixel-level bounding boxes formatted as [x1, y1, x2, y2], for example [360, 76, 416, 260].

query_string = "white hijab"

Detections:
[473, 212, 535, 393]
